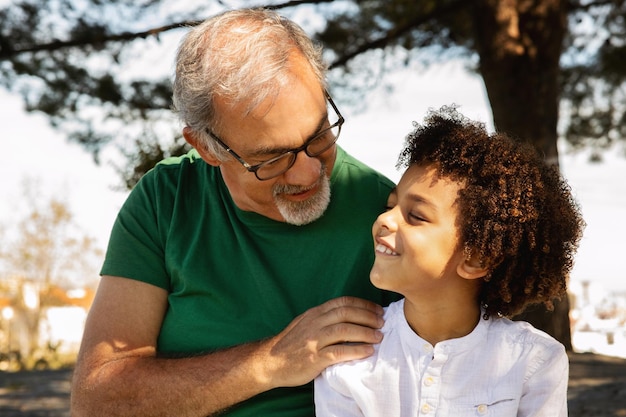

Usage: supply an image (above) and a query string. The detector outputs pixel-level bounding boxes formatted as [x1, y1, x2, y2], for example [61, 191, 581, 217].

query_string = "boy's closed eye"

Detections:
[408, 211, 427, 223]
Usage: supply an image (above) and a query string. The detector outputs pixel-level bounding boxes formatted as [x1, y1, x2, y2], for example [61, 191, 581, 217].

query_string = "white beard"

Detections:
[273, 172, 331, 226]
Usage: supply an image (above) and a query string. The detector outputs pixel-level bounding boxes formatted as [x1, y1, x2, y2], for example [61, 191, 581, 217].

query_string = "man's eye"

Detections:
[263, 157, 284, 167]
[261, 154, 289, 167]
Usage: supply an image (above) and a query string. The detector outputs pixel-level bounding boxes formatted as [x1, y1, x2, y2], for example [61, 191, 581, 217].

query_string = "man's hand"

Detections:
[261, 296, 385, 388]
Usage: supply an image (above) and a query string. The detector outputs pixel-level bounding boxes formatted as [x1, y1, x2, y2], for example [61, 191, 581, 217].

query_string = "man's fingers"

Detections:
[325, 304, 384, 329]
[299, 296, 385, 353]
[312, 297, 384, 329]
[319, 321, 383, 346]
[321, 296, 385, 316]
[319, 341, 377, 364]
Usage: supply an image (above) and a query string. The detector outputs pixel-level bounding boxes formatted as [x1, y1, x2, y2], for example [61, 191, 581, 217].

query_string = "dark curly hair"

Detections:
[398, 106, 585, 319]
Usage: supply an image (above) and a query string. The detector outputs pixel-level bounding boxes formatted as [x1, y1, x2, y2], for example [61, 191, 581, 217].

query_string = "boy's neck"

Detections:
[402, 297, 481, 347]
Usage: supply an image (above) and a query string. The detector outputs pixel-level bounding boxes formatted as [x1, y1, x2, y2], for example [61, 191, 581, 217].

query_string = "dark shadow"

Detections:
[0, 369, 73, 417]
[568, 352, 626, 417]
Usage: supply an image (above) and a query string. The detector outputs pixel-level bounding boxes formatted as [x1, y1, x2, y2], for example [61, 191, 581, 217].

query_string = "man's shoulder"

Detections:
[127, 149, 218, 210]
[153, 148, 204, 169]
[138, 149, 210, 187]
[335, 147, 395, 190]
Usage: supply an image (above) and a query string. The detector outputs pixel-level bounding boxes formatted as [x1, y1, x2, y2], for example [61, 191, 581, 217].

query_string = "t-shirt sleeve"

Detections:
[100, 170, 171, 290]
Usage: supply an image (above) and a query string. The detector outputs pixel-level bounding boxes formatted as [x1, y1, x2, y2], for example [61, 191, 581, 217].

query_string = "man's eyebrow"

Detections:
[248, 111, 328, 157]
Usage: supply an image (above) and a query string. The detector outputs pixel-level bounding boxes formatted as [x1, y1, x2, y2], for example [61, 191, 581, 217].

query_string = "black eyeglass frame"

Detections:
[205, 92, 344, 181]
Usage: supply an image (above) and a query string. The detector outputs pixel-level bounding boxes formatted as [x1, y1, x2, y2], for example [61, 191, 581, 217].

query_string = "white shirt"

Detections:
[315, 299, 568, 417]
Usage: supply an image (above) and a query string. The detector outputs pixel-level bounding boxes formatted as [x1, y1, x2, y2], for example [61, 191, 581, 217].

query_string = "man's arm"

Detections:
[70, 275, 384, 417]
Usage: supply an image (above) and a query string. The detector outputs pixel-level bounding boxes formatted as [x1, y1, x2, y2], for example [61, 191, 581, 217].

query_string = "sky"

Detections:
[1, 59, 625, 293]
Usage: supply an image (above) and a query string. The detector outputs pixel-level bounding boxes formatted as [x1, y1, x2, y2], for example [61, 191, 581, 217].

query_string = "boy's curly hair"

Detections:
[398, 106, 585, 318]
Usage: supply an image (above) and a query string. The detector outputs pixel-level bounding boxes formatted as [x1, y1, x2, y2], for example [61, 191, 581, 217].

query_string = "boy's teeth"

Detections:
[376, 244, 397, 255]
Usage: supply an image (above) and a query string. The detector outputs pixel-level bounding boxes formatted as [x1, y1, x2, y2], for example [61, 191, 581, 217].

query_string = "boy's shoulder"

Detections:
[488, 316, 566, 354]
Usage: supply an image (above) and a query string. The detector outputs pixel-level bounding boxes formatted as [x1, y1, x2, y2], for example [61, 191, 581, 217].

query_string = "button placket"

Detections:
[419, 345, 443, 416]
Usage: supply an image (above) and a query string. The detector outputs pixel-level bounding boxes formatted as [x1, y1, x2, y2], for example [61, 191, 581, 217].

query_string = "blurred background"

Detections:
[1, 0, 625, 372]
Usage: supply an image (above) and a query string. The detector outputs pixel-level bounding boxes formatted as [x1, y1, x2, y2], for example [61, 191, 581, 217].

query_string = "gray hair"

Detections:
[172, 8, 327, 159]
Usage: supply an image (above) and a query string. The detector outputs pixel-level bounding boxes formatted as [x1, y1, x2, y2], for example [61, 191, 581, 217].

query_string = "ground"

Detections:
[0, 352, 625, 416]
[568, 352, 626, 417]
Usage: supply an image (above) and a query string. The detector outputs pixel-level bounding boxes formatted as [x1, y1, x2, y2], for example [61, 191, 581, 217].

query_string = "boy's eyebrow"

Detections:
[406, 192, 437, 211]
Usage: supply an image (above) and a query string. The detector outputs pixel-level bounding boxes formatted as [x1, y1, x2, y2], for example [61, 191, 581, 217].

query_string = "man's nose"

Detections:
[282, 150, 323, 184]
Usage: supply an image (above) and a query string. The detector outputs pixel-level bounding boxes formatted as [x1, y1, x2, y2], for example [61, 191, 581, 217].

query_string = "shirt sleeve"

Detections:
[314, 367, 364, 417]
[518, 342, 569, 417]
[100, 169, 170, 290]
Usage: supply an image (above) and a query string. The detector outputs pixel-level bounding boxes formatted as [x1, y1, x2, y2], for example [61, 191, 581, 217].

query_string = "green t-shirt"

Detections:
[101, 146, 397, 416]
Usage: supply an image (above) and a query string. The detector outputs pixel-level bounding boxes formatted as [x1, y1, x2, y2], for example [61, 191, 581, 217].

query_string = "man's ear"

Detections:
[457, 250, 489, 280]
[183, 126, 221, 167]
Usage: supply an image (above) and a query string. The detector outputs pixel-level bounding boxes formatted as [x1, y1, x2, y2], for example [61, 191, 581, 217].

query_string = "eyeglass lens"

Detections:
[255, 113, 342, 180]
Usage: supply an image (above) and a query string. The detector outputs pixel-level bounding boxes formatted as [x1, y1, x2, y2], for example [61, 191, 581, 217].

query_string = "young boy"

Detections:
[315, 106, 584, 417]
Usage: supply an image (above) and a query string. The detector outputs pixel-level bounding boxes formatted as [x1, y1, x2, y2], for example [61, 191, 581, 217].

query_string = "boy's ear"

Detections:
[457, 250, 489, 280]
[183, 126, 221, 167]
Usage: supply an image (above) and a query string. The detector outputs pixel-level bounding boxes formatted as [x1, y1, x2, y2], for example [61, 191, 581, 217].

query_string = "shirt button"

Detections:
[421, 403, 431, 414]
[423, 344, 433, 352]
[423, 376, 435, 386]
[477, 404, 488, 414]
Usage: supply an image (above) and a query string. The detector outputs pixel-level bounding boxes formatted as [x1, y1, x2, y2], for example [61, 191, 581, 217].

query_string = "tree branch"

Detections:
[0, 0, 336, 60]
[265, 0, 335, 9]
[330, 0, 469, 69]
[0, 22, 191, 59]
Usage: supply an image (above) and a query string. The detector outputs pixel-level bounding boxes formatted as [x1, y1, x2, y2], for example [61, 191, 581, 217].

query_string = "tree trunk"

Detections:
[513, 297, 573, 351]
[471, 0, 573, 349]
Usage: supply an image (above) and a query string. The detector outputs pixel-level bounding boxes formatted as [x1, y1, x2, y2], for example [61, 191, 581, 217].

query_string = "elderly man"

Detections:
[71, 8, 397, 417]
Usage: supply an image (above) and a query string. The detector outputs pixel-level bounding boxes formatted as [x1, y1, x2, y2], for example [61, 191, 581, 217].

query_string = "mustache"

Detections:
[272, 164, 326, 196]
[273, 181, 317, 195]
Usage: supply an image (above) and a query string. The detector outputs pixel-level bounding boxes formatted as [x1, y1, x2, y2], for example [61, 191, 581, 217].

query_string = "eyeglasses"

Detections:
[206, 92, 344, 181]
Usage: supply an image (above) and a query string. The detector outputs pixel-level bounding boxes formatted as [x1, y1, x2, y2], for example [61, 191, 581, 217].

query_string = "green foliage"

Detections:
[319, 0, 474, 61]
[560, 1, 626, 152]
